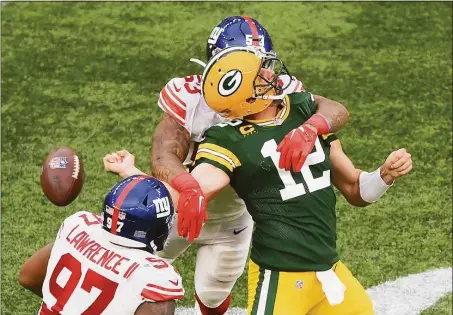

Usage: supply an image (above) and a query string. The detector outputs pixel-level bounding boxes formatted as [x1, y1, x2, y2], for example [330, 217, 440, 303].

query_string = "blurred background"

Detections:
[1, 2, 452, 314]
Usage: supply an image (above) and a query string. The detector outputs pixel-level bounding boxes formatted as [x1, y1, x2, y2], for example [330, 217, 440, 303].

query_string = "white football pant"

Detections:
[157, 207, 253, 311]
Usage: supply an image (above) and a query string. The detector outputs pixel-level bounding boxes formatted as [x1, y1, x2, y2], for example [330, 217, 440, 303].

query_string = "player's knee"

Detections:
[194, 245, 248, 308]
[213, 247, 248, 283]
[195, 250, 246, 308]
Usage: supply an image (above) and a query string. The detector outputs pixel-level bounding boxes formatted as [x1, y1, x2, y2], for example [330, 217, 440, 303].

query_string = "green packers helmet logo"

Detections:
[218, 70, 242, 96]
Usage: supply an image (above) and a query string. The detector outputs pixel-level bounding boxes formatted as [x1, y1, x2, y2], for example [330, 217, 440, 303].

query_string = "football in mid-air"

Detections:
[41, 147, 84, 206]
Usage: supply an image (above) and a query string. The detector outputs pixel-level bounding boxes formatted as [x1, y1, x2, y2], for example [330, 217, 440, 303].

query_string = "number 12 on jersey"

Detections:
[261, 138, 330, 201]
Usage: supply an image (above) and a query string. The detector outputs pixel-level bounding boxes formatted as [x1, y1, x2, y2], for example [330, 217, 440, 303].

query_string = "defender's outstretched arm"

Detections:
[314, 95, 349, 133]
[104, 151, 228, 241]
[104, 152, 229, 205]
[151, 113, 190, 183]
[277, 94, 349, 173]
[150, 114, 207, 242]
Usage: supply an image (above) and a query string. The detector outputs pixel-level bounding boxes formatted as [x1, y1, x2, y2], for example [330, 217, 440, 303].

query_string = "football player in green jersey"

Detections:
[104, 46, 412, 315]
[185, 46, 412, 315]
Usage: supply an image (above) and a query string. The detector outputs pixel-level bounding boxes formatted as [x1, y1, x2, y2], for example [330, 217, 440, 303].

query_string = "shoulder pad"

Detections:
[289, 91, 314, 103]
[206, 119, 253, 143]
[204, 120, 236, 140]
[56, 211, 102, 239]
[157, 76, 202, 126]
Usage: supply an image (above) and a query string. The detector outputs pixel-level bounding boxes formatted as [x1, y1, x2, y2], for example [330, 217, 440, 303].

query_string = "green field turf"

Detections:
[1, 2, 452, 314]
[421, 294, 453, 315]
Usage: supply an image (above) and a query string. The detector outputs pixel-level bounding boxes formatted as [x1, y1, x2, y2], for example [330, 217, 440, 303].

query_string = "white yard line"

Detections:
[368, 267, 452, 315]
[176, 267, 452, 315]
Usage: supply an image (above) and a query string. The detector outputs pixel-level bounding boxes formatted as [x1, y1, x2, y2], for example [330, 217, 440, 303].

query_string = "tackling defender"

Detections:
[150, 16, 350, 314]
[179, 46, 413, 314]
[19, 176, 183, 315]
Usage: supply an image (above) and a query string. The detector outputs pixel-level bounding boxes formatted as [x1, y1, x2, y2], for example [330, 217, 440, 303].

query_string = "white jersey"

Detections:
[40, 211, 183, 315]
[157, 74, 304, 221]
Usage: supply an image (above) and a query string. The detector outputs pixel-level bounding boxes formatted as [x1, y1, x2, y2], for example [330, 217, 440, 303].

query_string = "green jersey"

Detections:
[195, 92, 339, 272]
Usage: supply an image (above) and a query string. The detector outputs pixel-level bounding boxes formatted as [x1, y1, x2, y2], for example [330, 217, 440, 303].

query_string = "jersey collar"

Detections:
[246, 95, 291, 127]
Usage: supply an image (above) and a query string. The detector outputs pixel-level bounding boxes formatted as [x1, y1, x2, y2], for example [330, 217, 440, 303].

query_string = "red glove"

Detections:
[171, 172, 208, 242]
[277, 114, 330, 172]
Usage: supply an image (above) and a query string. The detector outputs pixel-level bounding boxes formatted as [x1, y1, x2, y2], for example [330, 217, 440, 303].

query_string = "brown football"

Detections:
[41, 147, 84, 206]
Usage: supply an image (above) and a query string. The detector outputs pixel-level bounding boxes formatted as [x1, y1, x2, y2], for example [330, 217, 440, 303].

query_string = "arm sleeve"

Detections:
[303, 91, 317, 116]
[194, 127, 241, 178]
[291, 91, 317, 118]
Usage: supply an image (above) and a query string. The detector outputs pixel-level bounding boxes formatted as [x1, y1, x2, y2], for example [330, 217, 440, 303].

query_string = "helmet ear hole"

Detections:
[143, 188, 159, 207]
[142, 195, 149, 207]
[246, 97, 256, 104]
[146, 220, 169, 252]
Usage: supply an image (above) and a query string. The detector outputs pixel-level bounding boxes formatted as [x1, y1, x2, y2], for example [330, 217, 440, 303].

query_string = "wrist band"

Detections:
[359, 168, 392, 203]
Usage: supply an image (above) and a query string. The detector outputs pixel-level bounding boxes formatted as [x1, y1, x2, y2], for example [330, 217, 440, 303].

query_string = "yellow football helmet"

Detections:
[201, 46, 291, 119]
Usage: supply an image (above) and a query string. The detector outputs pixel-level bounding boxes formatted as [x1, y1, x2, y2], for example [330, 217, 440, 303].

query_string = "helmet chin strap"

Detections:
[189, 58, 207, 68]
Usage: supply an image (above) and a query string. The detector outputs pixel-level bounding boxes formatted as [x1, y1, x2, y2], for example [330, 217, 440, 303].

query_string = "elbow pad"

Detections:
[359, 168, 392, 203]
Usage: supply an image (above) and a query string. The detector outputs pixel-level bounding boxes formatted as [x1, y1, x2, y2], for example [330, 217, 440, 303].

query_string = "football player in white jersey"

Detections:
[19, 175, 184, 315]
[149, 16, 350, 314]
